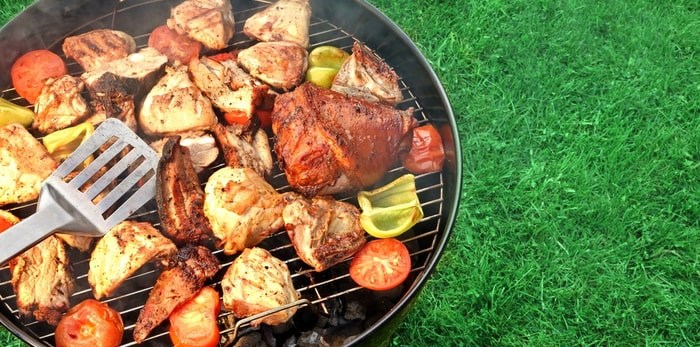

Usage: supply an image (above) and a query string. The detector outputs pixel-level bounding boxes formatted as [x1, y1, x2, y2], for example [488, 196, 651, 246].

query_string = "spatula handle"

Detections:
[0, 207, 73, 265]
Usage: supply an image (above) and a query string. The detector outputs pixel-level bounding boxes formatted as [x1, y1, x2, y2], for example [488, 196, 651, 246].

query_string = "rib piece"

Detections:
[8, 236, 74, 325]
[203, 167, 285, 254]
[331, 42, 404, 105]
[0, 124, 58, 206]
[237, 41, 308, 91]
[156, 136, 214, 246]
[272, 82, 416, 196]
[32, 75, 90, 134]
[243, 0, 311, 48]
[88, 221, 177, 300]
[221, 247, 300, 326]
[167, 0, 235, 50]
[133, 245, 220, 343]
[212, 123, 274, 178]
[62, 29, 136, 72]
[139, 65, 218, 136]
[282, 193, 365, 272]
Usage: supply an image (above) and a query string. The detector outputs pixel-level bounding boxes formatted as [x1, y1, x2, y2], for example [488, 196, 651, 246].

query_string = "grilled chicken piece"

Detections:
[221, 247, 300, 326]
[212, 123, 274, 178]
[139, 65, 218, 136]
[87, 97, 137, 131]
[0, 124, 58, 206]
[156, 136, 214, 246]
[167, 0, 235, 50]
[88, 221, 177, 300]
[282, 193, 365, 272]
[243, 0, 311, 48]
[331, 42, 404, 105]
[8, 236, 74, 325]
[189, 57, 267, 124]
[203, 167, 285, 254]
[150, 132, 219, 172]
[32, 75, 90, 134]
[133, 245, 220, 343]
[237, 41, 308, 91]
[272, 82, 416, 196]
[62, 29, 136, 72]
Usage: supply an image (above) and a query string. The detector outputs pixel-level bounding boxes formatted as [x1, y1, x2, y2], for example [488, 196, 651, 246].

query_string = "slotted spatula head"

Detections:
[0, 118, 158, 264]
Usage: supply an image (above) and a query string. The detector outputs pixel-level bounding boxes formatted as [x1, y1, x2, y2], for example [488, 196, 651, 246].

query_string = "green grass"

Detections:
[2, 0, 699, 346]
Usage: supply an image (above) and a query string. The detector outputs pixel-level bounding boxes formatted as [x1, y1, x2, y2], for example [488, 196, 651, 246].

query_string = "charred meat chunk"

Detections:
[62, 29, 136, 72]
[221, 247, 300, 326]
[237, 41, 308, 91]
[133, 245, 220, 343]
[32, 75, 90, 134]
[331, 41, 404, 105]
[272, 82, 416, 197]
[88, 221, 177, 300]
[282, 193, 365, 272]
[156, 136, 215, 246]
[243, 0, 311, 48]
[212, 123, 274, 178]
[9, 236, 74, 325]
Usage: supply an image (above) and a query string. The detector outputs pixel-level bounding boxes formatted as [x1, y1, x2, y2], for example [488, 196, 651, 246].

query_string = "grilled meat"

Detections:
[133, 245, 220, 343]
[150, 132, 219, 172]
[203, 167, 285, 254]
[32, 75, 90, 134]
[189, 57, 267, 124]
[87, 96, 137, 131]
[331, 42, 404, 105]
[62, 29, 136, 72]
[88, 221, 177, 300]
[167, 0, 235, 50]
[139, 65, 218, 136]
[9, 236, 74, 325]
[272, 82, 416, 196]
[282, 193, 365, 272]
[237, 41, 308, 91]
[156, 136, 215, 246]
[212, 123, 274, 178]
[243, 0, 311, 48]
[55, 233, 93, 253]
[0, 124, 58, 206]
[221, 247, 300, 326]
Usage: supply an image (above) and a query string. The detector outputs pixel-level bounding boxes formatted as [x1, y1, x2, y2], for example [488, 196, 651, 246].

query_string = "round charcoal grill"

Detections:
[0, 0, 462, 345]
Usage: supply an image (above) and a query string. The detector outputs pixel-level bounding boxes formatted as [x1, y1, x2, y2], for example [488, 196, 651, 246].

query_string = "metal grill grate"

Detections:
[0, 0, 448, 345]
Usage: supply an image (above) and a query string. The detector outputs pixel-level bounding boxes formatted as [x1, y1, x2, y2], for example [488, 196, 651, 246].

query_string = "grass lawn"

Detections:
[2, 0, 699, 346]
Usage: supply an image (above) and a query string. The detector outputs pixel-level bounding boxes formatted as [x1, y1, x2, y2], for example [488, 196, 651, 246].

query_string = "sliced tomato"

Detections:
[148, 25, 202, 64]
[11, 49, 67, 103]
[402, 124, 445, 174]
[169, 286, 221, 347]
[207, 51, 238, 63]
[223, 110, 251, 126]
[349, 238, 412, 291]
[0, 218, 12, 233]
[55, 299, 124, 347]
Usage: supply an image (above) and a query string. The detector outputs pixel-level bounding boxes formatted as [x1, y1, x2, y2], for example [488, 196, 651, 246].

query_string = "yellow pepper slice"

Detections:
[0, 97, 34, 128]
[357, 174, 424, 238]
[305, 45, 349, 89]
[42, 122, 94, 163]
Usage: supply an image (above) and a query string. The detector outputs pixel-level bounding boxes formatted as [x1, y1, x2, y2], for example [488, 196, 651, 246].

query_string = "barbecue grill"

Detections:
[0, 0, 462, 345]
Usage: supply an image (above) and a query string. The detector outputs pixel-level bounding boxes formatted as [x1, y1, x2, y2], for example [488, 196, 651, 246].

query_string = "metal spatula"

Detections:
[0, 118, 159, 265]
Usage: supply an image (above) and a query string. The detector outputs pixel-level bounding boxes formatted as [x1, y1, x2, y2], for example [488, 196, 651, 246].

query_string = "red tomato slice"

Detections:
[55, 299, 124, 347]
[0, 218, 12, 233]
[11, 49, 67, 103]
[350, 238, 412, 291]
[402, 124, 445, 174]
[169, 287, 221, 347]
[223, 110, 251, 127]
[148, 25, 202, 64]
[207, 51, 238, 63]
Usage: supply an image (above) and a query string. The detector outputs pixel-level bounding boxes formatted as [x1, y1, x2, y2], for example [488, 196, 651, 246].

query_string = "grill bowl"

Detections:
[0, 0, 462, 345]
